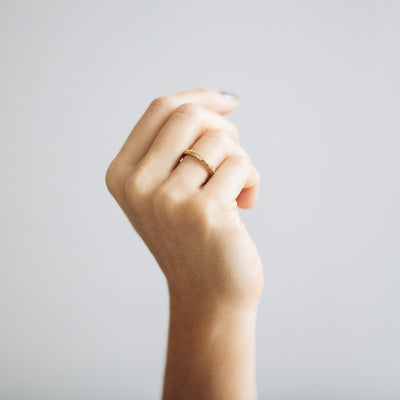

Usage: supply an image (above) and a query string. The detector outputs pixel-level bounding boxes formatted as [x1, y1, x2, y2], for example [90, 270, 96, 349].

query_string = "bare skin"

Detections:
[105, 88, 263, 400]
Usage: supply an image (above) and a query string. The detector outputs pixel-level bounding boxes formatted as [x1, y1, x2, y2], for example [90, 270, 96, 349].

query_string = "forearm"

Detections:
[105, 87, 263, 399]
[162, 296, 258, 400]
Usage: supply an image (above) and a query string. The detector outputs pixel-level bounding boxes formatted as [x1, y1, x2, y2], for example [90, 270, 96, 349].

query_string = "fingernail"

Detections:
[219, 91, 239, 102]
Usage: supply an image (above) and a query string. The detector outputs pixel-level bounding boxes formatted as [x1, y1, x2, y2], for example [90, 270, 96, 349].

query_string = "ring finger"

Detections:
[168, 129, 259, 194]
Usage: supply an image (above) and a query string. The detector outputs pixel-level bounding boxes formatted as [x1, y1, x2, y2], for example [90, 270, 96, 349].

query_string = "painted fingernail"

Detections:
[219, 91, 239, 102]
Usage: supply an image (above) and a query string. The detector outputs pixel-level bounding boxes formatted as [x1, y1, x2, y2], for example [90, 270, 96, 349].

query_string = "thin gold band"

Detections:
[181, 149, 215, 177]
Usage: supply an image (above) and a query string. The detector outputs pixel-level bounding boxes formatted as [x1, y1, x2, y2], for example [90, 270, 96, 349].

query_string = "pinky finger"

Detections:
[203, 155, 260, 209]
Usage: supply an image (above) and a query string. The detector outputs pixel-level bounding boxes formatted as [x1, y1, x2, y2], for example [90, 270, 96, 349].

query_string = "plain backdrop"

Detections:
[1, 1, 399, 399]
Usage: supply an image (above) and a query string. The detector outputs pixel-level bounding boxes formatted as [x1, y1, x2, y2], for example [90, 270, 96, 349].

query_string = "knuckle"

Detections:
[194, 87, 212, 94]
[181, 196, 218, 232]
[153, 185, 176, 207]
[230, 153, 250, 167]
[148, 95, 175, 112]
[203, 128, 229, 147]
[152, 184, 183, 217]
[124, 167, 151, 202]
[173, 102, 202, 120]
[105, 159, 124, 196]
[253, 166, 261, 181]
[222, 119, 239, 142]
[229, 123, 239, 142]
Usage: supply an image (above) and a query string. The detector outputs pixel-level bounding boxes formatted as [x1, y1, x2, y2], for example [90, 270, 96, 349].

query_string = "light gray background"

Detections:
[1, 1, 399, 399]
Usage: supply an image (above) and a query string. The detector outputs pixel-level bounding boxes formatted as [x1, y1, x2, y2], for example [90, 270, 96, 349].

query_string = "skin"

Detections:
[105, 88, 263, 400]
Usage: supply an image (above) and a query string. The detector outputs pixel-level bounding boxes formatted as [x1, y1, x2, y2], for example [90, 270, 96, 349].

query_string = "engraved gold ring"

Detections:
[181, 149, 215, 178]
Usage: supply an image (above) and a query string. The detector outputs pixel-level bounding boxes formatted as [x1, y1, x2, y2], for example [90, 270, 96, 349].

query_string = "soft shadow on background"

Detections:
[1, 1, 399, 399]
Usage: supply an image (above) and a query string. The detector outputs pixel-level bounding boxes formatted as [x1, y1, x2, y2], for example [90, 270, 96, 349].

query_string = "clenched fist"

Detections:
[106, 88, 263, 312]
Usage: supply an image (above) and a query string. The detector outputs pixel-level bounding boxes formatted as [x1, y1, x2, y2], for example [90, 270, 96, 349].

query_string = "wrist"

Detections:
[163, 293, 258, 400]
[167, 275, 262, 318]
[169, 293, 259, 325]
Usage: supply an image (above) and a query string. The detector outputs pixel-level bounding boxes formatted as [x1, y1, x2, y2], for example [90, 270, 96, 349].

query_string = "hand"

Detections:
[106, 88, 263, 312]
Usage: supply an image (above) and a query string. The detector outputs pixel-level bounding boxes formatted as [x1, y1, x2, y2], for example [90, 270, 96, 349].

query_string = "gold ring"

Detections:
[181, 149, 215, 177]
